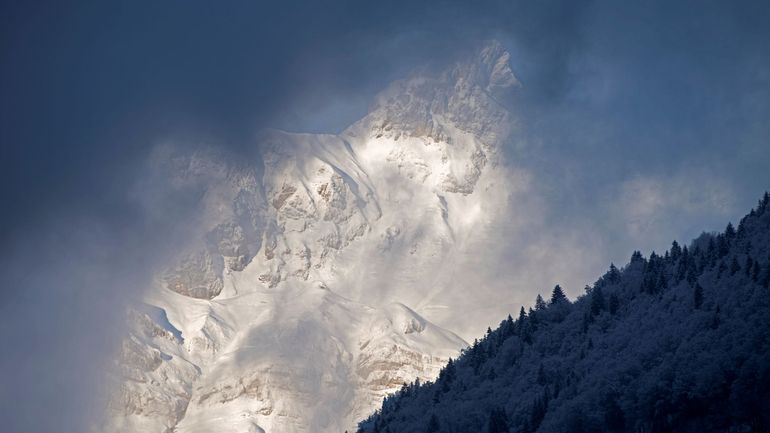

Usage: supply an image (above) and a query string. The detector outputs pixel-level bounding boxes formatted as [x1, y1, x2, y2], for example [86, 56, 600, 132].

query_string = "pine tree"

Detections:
[439, 358, 456, 387]
[426, 414, 440, 433]
[528, 306, 539, 329]
[504, 314, 514, 338]
[730, 256, 741, 275]
[760, 191, 770, 215]
[670, 241, 682, 261]
[582, 312, 591, 333]
[642, 274, 656, 294]
[737, 220, 748, 239]
[693, 283, 704, 309]
[686, 265, 698, 286]
[518, 307, 533, 344]
[609, 292, 620, 315]
[550, 285, 567, 305]
[752, 260, 760, 282]
[591, 285, 605, 316]
[470, 339, 485, 373]
[725, 222, 736, 240]
[529, 391, 549, 432]
[535, 294, 547, 310]
[718, 236, 729, 258]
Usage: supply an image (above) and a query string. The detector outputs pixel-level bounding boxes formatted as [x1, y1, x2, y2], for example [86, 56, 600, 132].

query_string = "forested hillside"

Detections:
[357, 193, 770, 433]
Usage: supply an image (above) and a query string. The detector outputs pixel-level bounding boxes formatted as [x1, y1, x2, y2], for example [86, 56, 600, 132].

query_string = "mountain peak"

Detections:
[474, 39, 521, 97]
[109, 41, 522, 433]
[342, 41, 518, 182]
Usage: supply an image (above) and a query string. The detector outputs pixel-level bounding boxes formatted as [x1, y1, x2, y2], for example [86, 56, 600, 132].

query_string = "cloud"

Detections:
[2, 1, 770, 431]
[612, 173, 737, 251]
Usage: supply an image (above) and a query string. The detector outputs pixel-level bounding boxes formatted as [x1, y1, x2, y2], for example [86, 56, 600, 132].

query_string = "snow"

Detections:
[106, 40, 525, 433]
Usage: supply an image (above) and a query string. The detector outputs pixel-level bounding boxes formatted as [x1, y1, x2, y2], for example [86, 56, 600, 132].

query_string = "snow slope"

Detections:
[107, 40, 523, 433]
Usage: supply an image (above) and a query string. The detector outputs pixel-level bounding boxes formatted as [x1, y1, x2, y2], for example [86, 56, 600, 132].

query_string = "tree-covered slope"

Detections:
[357, 193, 770, 433]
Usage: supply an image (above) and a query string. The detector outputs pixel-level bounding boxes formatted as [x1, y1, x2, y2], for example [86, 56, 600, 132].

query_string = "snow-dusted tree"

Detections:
[730, 256, 741, 275]
[693, 283, 704, 309]
[589, 285, 605, 316]
[608, 292, 620, 315]
[550, 285, 567, 305]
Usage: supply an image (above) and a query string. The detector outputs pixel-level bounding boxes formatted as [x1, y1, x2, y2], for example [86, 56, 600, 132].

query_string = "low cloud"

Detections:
[613, 174, 737, 251]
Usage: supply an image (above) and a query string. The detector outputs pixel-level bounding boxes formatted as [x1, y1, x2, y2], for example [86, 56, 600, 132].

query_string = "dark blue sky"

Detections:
[1, 1, 770, 431]
[1, 0, 768, 247]
[0, 0, 592, 243]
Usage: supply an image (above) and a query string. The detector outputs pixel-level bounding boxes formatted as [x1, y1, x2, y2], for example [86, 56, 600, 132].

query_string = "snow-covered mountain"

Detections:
[106, 41, 523, 433]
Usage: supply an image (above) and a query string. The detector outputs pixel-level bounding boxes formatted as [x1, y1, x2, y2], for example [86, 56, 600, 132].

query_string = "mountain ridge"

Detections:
[357, 192, 770, 433]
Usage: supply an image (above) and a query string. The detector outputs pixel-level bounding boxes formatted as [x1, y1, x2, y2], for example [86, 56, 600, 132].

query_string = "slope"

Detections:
[358, 192, 770, 433]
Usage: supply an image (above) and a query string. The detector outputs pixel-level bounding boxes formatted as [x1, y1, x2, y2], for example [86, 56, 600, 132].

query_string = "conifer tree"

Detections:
[609, 292, 620, 315]
[439, 358, 456, 387]
[693, 283, 704, 309]
[504, 314, 514, 338]
[670, 241, 681, 261]
[518, 306, 527, 324]
[590, 285, 605, 316]
[518, 306, 533, 344]
[535, 294, 547, 310]
[718, 236, 729, 258]
[757, 191, 770, 215]
[528, 307, 539, 329]
[737, 220, 747, 239]
[550, 285, 567, 305]
[730, 256, 741, 275]
[529, 392, 549, 431]
[426, 414, 440, 433]
[751, 261, 760, 282]
[582, 311, 593, 333]
[725, 222, 736, 240]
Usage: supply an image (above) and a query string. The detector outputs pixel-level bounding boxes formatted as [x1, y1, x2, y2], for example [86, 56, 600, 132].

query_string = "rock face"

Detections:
[107, 40, 522, 433]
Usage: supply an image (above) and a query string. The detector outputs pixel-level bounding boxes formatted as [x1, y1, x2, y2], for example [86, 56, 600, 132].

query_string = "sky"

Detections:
[1, 0, 770, 431]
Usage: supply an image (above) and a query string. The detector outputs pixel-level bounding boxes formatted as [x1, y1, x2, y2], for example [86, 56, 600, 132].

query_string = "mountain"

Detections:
[357, 193, 770, 433]
[106, 41, 524, 433]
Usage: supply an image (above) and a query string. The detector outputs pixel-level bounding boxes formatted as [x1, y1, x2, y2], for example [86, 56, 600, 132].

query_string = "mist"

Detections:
[2, 0, 770, 431]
